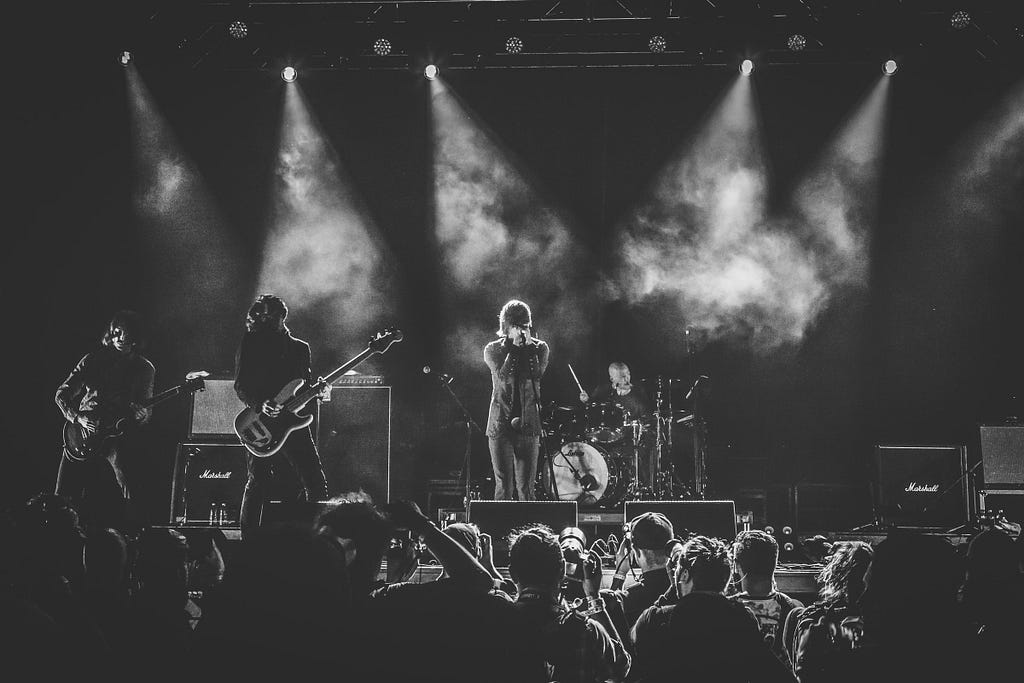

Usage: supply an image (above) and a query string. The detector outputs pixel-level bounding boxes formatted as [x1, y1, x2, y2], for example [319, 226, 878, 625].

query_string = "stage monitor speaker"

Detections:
[259, 499, 344, 528]
[873, 444, 968, 528]
[169, 442, 247, 525]
[979, 490, 1024, 527]
[189, 377, 246, 440]
[624, 500, 737, 542]
[318, 385, 391, 504]
[468, 501, 578, 566]
[979, 425, 1024, 489]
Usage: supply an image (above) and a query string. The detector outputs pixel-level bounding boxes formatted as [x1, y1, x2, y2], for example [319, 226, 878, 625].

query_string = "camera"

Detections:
[559, 526, 589, 582]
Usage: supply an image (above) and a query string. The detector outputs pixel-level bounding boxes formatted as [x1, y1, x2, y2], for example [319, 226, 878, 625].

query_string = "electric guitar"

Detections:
[63, 371, 210, 462]
[234, 328, 403, 457]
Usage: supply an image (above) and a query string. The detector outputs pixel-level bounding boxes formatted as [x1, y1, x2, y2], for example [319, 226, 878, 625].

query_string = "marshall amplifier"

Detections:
[169, 442, 248, 525]
[873, 444, 968, 529]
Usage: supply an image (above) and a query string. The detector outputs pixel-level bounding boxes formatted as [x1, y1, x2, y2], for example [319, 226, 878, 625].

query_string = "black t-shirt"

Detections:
[588, 383, 651, 420]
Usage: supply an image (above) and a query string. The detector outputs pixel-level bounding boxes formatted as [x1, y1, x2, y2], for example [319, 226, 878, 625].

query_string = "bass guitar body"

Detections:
[233, 379, 315, 457]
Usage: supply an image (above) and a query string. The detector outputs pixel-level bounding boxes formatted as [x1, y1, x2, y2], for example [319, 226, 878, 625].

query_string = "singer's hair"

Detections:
[679, 535, 732, 592]
[508, 523, 562, 588]
[246, 294, 290, 333]
[496, 299, 532, 336]
[731, 529, 779, 578]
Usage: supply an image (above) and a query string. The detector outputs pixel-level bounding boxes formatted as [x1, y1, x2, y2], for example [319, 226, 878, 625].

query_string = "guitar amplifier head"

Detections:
[189, 377, 245, 440]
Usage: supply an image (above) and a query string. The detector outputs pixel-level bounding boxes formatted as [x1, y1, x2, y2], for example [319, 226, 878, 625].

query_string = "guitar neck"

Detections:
[141, 383, 190, 410]
[284, 347, 377, 410]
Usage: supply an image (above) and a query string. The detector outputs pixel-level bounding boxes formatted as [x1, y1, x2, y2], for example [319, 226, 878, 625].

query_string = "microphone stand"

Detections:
[431, 373, 484, 512]
[924, 461, 981, 534]
[524, 343, 586, 501]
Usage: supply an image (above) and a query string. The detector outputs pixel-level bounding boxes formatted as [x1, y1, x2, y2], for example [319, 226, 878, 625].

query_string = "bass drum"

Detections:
[540, 441, 626, 508]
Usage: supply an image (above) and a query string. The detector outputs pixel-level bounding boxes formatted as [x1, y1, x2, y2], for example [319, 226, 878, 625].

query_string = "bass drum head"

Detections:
[540, 441, 625, 508]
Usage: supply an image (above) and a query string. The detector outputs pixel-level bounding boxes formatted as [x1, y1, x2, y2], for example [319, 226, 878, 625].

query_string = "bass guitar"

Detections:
[63, 370, 210, 462]
[234, 328, 403, 457]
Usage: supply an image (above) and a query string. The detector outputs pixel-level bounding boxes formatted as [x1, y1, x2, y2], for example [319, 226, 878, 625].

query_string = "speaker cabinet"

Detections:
[980, 425, 1024, 489]
[873, 444, 967, 528]
[189, 377, 246, 440]
[624, 500, 737, 542]
[468, 501, 578, 566]
[318, 385, 391, 505]
[169, 442, 247, 525]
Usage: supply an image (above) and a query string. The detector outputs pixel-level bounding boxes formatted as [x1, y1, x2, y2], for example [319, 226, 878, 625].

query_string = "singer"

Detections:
[484, 299, 550, 500]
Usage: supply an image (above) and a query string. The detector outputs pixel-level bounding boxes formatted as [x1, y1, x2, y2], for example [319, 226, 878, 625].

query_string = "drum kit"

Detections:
[538, 375, 698, 508]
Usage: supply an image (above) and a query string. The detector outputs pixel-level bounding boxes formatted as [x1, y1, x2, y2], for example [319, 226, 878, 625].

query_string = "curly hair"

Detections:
[680, 535, 732, 592]
[817, 540, 873, 605]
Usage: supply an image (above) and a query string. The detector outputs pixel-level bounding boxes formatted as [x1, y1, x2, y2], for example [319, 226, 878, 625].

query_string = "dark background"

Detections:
[4, 4, 1023, 534]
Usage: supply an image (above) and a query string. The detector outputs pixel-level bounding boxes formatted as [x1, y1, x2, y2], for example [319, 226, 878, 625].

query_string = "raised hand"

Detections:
[384, 499, 432, 533]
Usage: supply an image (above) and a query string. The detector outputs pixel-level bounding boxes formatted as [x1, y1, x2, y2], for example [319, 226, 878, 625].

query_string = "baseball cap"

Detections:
[630, 512, 674, 550]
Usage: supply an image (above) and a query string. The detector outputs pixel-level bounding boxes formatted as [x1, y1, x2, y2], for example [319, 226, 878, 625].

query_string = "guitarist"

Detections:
[234, 294, 328, 540]
[55, 310, 155, 531]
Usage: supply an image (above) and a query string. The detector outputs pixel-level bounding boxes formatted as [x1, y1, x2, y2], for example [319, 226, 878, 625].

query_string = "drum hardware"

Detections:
[540, 441, 627, 507]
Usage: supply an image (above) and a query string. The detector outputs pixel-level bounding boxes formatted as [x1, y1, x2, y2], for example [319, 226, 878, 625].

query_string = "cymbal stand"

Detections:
[650, 376, 677, 499]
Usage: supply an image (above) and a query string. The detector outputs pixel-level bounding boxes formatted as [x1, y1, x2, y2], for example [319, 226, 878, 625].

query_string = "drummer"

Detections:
[579, 362, 655, 495]
[578, 361, 651, 420]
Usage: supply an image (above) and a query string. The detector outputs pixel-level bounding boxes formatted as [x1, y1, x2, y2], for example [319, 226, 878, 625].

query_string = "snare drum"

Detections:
[584, 402, 626, 443]
[540, 441, 626, 507]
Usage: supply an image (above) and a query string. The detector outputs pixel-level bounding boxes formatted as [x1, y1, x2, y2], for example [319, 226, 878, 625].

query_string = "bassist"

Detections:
[234, 294, 328, 540]
[55, 310, 155, 532]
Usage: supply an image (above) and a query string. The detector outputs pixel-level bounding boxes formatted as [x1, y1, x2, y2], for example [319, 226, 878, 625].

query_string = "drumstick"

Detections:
[567, 363, 585, 394]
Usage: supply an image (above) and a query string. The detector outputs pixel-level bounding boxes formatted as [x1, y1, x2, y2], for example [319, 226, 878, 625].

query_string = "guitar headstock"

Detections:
[185, 370, 211, 392]
[369, 328, 404, 354]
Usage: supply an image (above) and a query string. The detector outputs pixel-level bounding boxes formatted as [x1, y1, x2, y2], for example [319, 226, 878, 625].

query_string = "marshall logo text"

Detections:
[200, 469, 233, 480]
[904, 482, 940, 493]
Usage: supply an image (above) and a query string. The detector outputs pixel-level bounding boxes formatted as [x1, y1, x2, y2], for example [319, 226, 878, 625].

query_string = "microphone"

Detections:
[685, 375, 709, 401]
[422, 366, 454, 384]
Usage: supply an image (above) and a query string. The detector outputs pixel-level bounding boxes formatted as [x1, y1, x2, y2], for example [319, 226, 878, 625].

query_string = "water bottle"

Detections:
[209, 503, 217, 525]
[218, 503, 228, 525]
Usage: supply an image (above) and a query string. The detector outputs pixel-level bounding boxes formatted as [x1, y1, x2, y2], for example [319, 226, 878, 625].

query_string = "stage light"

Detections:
[739, 59, 754, 75]
[424, 64, 438, 80]
[648, 35, 667, 53]
[505, 36, 523, 54]
[281, 66, 297, 82]
[787, 34, 806, 52]
[950, 10, 971, 30]
[883, 59, 898, 75]
[228, 20, 248, 40]
[119, 51, 132, 66]
[373, 37, 392, 56]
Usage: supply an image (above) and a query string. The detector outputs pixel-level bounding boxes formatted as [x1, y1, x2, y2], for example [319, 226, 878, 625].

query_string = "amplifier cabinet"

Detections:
[318, 384, 391, 505]
[169, 442, 248, 525]
[188, 377, 246, 440]
[873, 444, 968, 529]
[979, 425, 1024, 489]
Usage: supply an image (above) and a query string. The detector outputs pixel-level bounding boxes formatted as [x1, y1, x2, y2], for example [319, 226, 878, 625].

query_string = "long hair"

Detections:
[496, 299, 532, 337]
[101, 310, 146, 351]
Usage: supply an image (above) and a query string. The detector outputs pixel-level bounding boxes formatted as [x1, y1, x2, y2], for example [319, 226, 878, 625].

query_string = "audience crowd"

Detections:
[3, 491, 1023, 682]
